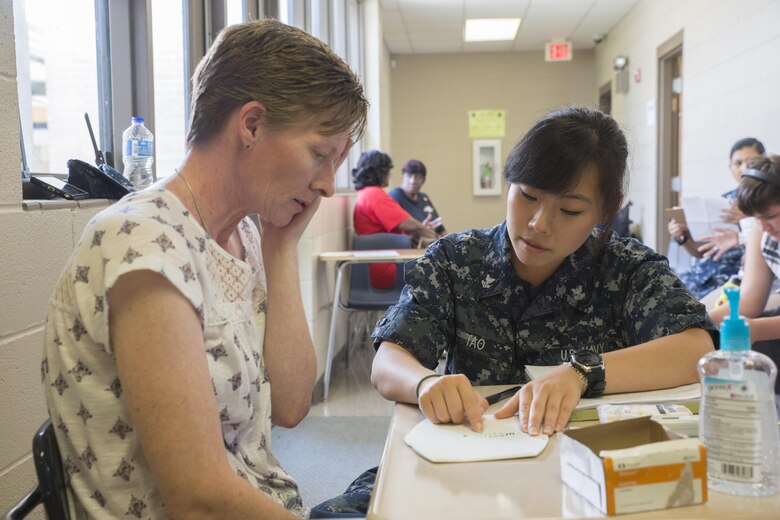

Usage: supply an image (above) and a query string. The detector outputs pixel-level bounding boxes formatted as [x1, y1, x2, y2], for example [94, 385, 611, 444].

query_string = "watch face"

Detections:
[573, 350, 602, 367]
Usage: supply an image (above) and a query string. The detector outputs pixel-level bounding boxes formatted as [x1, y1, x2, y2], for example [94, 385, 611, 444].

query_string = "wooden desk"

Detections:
[318, 249, 423, 400]
[367, 385, 779, 519]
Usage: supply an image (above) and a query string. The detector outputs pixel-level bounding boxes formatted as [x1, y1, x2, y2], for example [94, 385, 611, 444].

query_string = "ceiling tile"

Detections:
[380, 0, 401, 10]
[412, 41, 466, 53]
[404, 20, 460, 33]
[389, 41, 414, 54]
[464, 0, 528, 19]
[463, 40, 515, 53]
[382, 9, 404, 24]
[412, 32, 463, 44]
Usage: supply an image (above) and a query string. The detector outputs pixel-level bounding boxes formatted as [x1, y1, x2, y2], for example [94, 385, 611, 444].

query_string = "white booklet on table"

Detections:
[404, 415, 549, 463]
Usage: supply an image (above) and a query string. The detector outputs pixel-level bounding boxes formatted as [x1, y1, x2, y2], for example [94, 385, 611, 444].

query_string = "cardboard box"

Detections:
[560, 416, 707, 515]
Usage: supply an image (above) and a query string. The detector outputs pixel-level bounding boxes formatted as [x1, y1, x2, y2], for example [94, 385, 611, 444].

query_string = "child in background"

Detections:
[709, 154, 780, 395]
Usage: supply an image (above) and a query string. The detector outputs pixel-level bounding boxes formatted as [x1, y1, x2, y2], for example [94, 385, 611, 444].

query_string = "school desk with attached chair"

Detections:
[319, 235, 424, 400]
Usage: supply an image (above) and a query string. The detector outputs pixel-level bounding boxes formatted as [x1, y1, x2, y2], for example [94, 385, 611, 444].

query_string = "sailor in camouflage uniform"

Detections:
[371, 105, 717, 438]
[373, 220, 717, 385]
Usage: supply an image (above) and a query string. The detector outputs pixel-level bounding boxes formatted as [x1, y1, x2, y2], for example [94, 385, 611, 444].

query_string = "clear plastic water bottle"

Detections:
[698, 286, 779, 496]
[122, 116, 154, 189]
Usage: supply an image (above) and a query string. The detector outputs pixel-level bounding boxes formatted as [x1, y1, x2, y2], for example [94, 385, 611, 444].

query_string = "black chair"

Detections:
[323, 233, 413, 399]
[3, 419, 69, 520]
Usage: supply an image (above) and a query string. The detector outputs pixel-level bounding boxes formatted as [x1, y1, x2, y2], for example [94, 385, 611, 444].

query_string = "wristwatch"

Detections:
[567, 349, 606, 398]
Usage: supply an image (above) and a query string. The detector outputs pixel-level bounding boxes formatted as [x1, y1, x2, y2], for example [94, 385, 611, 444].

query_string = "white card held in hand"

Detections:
[404, 415, 549, 463]
[680, 196, 739, 241]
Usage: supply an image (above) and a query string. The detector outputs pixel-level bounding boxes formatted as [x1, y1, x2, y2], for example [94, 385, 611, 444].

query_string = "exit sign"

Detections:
[545, 41, 573, 62]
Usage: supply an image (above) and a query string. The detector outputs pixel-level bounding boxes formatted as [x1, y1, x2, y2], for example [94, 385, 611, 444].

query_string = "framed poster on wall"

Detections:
[472, 139, 502, 196]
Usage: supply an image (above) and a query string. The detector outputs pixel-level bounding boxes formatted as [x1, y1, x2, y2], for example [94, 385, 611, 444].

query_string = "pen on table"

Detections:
[484, 385, 523, 405]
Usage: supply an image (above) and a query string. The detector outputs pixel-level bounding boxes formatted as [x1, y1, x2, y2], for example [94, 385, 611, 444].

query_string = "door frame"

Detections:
[599, 81, 612, 114]
[656, 30, 684, 254]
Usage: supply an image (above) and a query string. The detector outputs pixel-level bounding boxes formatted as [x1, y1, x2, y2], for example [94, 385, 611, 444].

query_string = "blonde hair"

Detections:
[187, 19, 368, 146]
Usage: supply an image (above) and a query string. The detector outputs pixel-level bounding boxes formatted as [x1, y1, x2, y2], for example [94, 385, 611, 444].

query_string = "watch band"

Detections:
[569, 350, 606, 398]
[562, 361, 588, 396]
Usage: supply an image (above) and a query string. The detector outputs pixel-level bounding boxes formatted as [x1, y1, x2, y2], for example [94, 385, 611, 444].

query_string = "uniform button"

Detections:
[378, 317, 387, 325]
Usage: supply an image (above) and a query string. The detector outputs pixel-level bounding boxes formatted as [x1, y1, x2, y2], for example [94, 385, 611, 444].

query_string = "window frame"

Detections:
[104, 0, 155, 173]
[16, 0, 364, 191]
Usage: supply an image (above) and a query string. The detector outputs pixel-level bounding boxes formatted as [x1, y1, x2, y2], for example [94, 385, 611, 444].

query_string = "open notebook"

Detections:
[525, 365, 701, 421]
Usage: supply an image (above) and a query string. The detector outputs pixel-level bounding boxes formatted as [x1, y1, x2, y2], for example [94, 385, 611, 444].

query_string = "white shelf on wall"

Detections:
[22, 198, 114, 211]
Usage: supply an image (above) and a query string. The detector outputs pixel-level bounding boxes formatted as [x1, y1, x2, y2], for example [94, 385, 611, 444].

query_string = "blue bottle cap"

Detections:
[721, 286, 750, 351]
[131, 116, 144, 124]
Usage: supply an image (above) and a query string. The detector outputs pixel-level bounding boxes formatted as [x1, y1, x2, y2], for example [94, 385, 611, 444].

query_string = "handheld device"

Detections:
[664, 206, 686, 225]
[30, 175, 90, 200]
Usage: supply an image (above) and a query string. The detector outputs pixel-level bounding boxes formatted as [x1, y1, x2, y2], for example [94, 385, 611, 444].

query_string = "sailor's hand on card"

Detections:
[494, 365, 581, 436]
[417, 374, 489, 432]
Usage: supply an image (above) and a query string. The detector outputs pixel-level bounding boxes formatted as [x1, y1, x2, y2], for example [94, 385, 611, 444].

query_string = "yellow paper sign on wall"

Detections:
[468, 110, 506, 138]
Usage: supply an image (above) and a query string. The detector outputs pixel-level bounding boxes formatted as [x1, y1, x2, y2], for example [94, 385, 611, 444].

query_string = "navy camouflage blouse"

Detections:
[373, 221, 718, 385]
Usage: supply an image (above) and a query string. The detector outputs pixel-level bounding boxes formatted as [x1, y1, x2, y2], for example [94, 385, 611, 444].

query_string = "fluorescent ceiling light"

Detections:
[464, 18, 521, 42]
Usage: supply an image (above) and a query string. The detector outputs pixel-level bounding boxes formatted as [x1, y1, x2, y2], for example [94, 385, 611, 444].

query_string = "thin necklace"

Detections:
[175, 168, 208, 235]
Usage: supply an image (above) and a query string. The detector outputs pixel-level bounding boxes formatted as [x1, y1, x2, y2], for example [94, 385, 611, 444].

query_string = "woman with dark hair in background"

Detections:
[352, 150, 438, 288]
[669, 137, 766, 299]
[388, 159, 447, 235]
[370, 106, 716, 435]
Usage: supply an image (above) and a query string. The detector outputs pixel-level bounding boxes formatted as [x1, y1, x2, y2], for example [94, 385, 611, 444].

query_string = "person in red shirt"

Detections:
[353, 150, 438, 288]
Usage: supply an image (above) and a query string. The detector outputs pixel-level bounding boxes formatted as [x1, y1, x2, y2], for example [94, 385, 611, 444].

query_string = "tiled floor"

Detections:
[308, 339, 395, 417]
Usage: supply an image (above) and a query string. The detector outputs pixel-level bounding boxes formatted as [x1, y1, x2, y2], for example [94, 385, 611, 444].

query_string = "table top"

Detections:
[367, 385, 779, 520]
[318, 248, 424, 262]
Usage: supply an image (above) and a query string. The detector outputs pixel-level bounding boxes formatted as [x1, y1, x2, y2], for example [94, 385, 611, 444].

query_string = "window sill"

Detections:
[22, 198, 115, 211]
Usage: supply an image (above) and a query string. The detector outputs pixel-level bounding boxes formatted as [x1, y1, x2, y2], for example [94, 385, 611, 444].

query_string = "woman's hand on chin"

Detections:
[259, 197, 321, 249]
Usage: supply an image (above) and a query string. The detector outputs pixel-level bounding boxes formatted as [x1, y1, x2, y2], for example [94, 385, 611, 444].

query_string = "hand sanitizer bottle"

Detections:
[698, 286, 779, 496]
